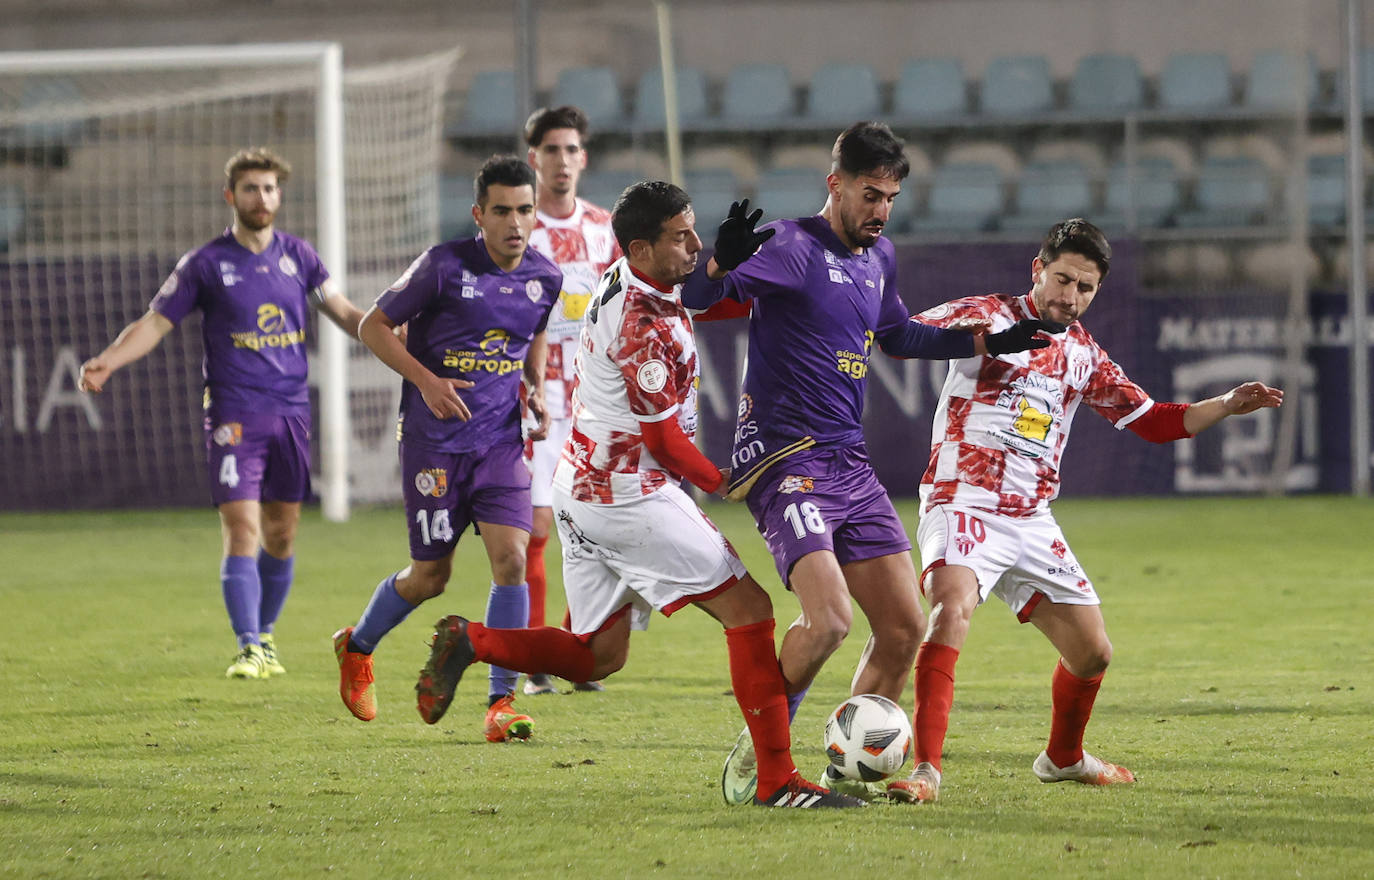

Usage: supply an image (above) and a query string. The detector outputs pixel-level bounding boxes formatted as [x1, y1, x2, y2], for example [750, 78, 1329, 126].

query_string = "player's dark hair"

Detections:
[225, 147, 291, 190]
[524, 105, 590, 148]
[610, 181, 691, 253]
[1037, 218, 1112, 280]
[474, 154, 537, 205]
[830, 122, 910, 181]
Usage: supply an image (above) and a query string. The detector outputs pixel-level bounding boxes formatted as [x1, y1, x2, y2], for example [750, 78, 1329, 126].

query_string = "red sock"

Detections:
[724, 619, 797, 795]
[526, 535, 548, 628]
[1045, 659, 1103, 769]
[468, 621, 595, 683]
[913, 641, 959, 772]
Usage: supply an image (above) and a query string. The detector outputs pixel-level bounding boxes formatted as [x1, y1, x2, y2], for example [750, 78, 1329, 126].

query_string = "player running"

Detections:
[79, 147, 363, 681]
[520, 105, 621, 696]
[414, 181, 864, 808]
[332, 156, 561, 742]
[681, 122, 1059, 802]
[888, 218, 1283, 803]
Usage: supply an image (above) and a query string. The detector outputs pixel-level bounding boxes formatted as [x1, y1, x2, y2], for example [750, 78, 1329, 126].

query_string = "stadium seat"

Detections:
[721, 63, 795, 124]
[596, 147, 669, 181]
[1175, 156, 1274, 228]
[1100, 157, 1181, 230]
[633, 66, 709, 129]
[1158, 52, 1232, 111]
[806, 62, 882, 122]
[1003, 159, 1095, 233]
[552, 66, 625, 129]
[1068, 54, 1144, 114]
[578, 169, 640, 212]
[17, 76, 85, 146]
[0, 185, 23, 251]
[459, 70, 517, 135]
[1243, 50, 1319, 110]
[439, 173, 477, 241]
[753, 168, 825, 221]
[685, 145, 759, 187]
[979, 55, 1054, 116]
[893, 58, 967, 120]
[909, 162, 1004, 234]
[684, 169, 742, 230]
[1306, 154, 1347, 228]
[1238, 242, 1320, 288]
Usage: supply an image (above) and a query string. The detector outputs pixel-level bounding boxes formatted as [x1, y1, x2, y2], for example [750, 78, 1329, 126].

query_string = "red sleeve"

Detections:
[693, 297, 752, 322]
[1125, 402, 1192, 443]
[640, 418, 723, 493]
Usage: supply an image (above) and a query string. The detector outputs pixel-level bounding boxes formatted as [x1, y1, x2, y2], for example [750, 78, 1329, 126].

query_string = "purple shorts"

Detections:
[401, 439, 533, 561]
[204, 411, 311, 506]
[746, 444, 911, 587]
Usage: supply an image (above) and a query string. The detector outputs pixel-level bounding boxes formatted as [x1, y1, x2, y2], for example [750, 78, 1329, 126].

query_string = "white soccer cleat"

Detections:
[1032, 750, 1135, 785]
[886, 761, 941, 804]
[721, 726, 757, 806]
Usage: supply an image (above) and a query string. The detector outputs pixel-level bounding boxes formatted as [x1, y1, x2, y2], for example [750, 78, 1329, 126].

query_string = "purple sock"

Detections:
[786, 686, 810, 723]
[220, 555, 261, 649]
[257, 551, 294, 634]
[351, 573, 415, 654]
[484, 582, 529, 699]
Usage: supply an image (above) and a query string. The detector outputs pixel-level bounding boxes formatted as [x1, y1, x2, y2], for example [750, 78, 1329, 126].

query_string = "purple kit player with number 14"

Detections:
[80, 147, 365, 681]
[332, 155, 561, 742]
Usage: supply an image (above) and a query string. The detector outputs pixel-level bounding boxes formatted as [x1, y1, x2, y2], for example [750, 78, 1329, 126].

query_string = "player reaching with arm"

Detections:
[520, 105, 622, 696]
[79, 147, 363, 681]
[681, 122, 1059, 802]
[331, 156, 561, 742]
[411, 181, 864, 807]
[886, 218, 1282, 803]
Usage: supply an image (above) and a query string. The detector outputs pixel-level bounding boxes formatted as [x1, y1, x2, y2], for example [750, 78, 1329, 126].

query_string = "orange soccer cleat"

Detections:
[484, 694, 534, 742]
[886, 761, 942, 804]
[332, 627, 376, 722]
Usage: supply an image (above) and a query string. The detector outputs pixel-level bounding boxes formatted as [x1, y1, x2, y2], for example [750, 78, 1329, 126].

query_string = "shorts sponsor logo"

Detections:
[414, 468, 448, 498]
[778, 475, 815, 494]
[636, 359, 668, 393]
[1051, 539, 1067, 559]
[954, 535, 976, 556]
[1076, 578, 1090, 593]
[526, 279, 544, 303]
[212, 423, 242, 447]
[1047, 564, 1081, 576]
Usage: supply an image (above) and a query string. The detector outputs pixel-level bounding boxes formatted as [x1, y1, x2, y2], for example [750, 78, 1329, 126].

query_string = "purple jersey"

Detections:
[151, 230, 330, 416]
[375, 236, 561, 453]
[682, 215, 912, 489]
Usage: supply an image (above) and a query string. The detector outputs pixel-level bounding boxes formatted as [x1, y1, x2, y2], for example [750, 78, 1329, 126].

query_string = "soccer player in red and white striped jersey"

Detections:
[887, 218, 1283, 803]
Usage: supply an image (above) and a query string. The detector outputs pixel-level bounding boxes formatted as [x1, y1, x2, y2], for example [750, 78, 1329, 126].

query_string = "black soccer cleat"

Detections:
[416, 615, 477, 724]
[754, 775, 868, 808]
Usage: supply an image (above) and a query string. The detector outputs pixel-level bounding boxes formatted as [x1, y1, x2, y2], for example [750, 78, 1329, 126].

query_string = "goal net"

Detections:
[0, 45, 457, 514]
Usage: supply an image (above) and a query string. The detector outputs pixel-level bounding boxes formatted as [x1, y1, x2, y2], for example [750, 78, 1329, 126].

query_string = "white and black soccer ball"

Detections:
[823, 694, 913, 782]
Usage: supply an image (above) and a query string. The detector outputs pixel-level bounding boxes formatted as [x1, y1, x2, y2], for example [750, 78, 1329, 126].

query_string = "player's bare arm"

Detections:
[79, 310, 174, 393]
[1182, 381, 1284, 435]
[315, 279, 365, 339]
[358, 304, 473, 421]
[522, 330, 551, 441]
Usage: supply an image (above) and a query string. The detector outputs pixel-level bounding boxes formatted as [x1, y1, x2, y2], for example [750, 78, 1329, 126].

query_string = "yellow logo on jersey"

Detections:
[480, 329, 511, 356]
[1013, 397, 1052, 441]
[257, 303, 286, 332]
[560, 290, 591, 321]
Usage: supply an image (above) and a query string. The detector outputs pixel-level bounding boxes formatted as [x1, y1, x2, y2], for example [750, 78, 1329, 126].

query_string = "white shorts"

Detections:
[552, 481, 749, 636]
[527, 416, 572, 508]
[915, 503, 1099, 621]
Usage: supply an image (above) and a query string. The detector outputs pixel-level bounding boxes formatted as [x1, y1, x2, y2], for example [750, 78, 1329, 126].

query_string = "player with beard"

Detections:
[681, 122, 1059, 803]
[80, 147, 364, 680]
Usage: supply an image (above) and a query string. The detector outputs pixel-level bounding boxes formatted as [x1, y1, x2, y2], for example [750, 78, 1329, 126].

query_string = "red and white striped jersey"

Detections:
[527, 199, 621, 418]
[554, 258, 701, 504]
[917, 292, 1154, 517]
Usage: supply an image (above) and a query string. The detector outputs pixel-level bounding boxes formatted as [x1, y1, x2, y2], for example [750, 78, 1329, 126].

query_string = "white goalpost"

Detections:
[0, 43, 457, 518]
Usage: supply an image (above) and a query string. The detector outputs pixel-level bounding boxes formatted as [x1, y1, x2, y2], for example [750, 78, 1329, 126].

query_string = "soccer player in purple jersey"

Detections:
[332, 156, 562, 743]
[79, 147, 365, 681]
[681, 122, 1058, 801]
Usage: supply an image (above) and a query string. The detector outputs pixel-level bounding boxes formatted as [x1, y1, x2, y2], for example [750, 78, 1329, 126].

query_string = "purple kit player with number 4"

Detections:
[683, 122, 1061, 803]
[332, 155, 561, 742]
[80, 147, 364, 682]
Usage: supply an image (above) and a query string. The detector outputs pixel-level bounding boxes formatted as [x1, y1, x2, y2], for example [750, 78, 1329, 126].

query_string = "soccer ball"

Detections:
[823, 694, 912, 782]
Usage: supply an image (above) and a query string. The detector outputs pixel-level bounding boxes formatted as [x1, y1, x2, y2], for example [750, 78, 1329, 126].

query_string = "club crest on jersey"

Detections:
[277, 254, 299, 276]
[1070, 351, 1092, 384]
[526, 279, 544, 303]
[414, 468, 448, 498]
[954, 535, 976, 556]
[636, 359, 668, 393]
[212, 423, 243, 447]
[779, 475, 815, 494]
[257, 303, 287, 333]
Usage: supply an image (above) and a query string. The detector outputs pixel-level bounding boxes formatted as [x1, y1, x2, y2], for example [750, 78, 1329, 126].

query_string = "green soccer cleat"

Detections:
[721, 726, 758, 805]
[258, 633, 286, 676]
[818, 765, 889, 802]
[226, 644, 269, 680]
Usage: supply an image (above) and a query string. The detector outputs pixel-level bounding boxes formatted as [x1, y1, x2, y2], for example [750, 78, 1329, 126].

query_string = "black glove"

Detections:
[984, 318, 1066, 356]
[712, 199, 775, 272]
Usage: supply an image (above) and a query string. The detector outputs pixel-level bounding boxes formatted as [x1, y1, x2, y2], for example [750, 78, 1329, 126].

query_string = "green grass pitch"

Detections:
[1, 496, 1372, 879]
